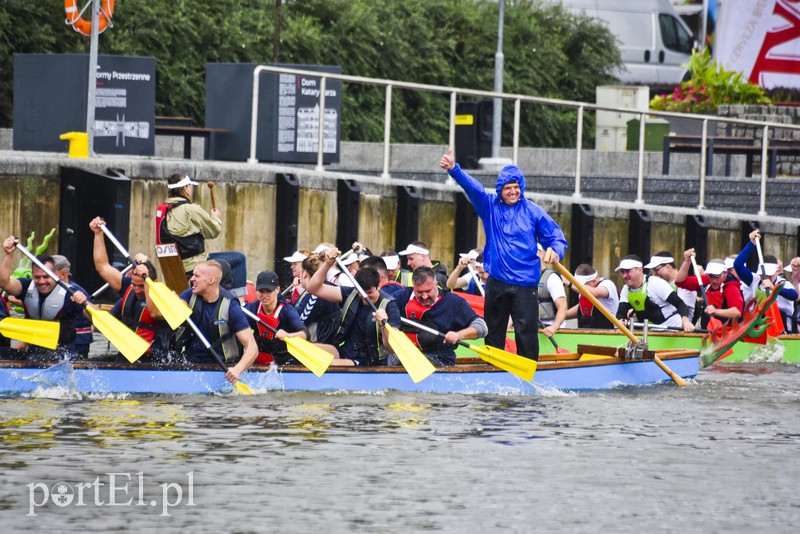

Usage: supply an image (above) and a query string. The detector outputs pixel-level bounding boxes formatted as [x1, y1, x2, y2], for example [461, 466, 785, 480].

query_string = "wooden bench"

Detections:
[662, 135, 800, 177]
[154, 116, 229, 160]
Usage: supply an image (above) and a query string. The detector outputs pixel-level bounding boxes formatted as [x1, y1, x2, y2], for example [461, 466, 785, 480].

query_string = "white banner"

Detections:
[715, 0, 800, 88]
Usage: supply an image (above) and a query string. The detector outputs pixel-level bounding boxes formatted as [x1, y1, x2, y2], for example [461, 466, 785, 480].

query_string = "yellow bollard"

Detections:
[59, 132, 89, 158]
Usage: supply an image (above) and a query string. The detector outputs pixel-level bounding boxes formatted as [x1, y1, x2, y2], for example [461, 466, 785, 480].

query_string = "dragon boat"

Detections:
[457, 282, 789, 367]
[0, 345, 700, 396]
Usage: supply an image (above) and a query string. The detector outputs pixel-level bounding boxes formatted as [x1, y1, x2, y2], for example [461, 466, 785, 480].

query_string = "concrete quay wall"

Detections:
[0, 147, 798, 289]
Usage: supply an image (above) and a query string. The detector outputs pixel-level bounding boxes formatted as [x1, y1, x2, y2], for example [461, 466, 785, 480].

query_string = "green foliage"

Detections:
[650, 48, 771, 114]
[1, 0, 622, 148]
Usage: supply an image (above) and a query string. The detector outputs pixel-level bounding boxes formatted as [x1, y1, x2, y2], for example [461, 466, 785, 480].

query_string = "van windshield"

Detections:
[659, 14, 694, 54]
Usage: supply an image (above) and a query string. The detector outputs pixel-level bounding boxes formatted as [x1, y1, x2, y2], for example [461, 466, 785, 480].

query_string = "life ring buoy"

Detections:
[65, 0, 114, 37]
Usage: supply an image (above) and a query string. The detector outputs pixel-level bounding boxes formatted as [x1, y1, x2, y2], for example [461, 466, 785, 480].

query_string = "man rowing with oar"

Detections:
[0, 236, 92, 359]
[615, 255, 696, 332]
[149, 260, 257, 383]
[90, 217, 173, 361]
[390, 266, 487, 367]
[440, 148, 567, 361]
[306, 248, 400, 366]
[675, 250, 744, 329]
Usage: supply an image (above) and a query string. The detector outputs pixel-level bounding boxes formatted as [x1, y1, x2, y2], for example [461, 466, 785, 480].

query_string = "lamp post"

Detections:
[86, 0, 100, 156]
[491, 0, 504, 159]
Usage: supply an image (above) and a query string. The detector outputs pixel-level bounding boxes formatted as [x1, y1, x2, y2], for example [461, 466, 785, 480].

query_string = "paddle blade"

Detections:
[469, 344, 537, 381]
[385, 325, 436, 383]
[285, 337, 334, 377]
[146, 279, 192, 330]
[0, 317, 60, 350]
[86, 307, 150, 363]
[233, 381, 253, 395]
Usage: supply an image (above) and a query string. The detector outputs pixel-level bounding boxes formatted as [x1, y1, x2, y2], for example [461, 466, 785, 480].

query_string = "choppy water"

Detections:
[1, 362, 799, 533]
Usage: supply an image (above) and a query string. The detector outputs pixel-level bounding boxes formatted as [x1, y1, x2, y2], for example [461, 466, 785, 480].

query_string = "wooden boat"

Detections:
[527, 330, 800, 365]
[0, 346, 699, 396]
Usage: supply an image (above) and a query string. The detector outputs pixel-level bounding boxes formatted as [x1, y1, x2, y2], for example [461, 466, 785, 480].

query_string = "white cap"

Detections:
[340, 255, 360, 267]
[724, 257, 736, 269]
[382, 255, 400, 270]
[758, 263, 779, 276]
[644, 255, 673, 269]
[704, 260, 726, 276]
[459, 249, 480, 260]
[398, 244, 429, 256]
[785, 264, 793, 273]
[615, 258, 643, 271]
[283, 251, 307, 263]
[168, 175, 199, 189]
[312, 244, 331, 254]
[574, 272, 598, 284]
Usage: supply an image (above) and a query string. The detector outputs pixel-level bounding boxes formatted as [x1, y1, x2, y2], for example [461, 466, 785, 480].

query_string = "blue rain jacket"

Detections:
[448, 163, 567, 287]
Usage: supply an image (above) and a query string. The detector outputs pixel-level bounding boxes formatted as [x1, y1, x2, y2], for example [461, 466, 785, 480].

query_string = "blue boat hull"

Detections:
[0, 353, 699, 396]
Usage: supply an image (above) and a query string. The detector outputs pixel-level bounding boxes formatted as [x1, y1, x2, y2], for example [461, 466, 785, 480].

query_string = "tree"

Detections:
[0, 0, 621, 148]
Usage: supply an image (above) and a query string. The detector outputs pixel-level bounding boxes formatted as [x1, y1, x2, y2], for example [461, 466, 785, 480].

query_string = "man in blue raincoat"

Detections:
[440, 148, 567, 360]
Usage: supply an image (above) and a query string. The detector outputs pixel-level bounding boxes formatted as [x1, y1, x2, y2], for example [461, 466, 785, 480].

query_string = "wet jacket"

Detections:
[448, 164, 567, 287]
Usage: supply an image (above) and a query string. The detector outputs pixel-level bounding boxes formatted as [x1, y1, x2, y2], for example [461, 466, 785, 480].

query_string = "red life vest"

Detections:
[404, 295, 441, 349]
[120, 285, 157, 344]
[578, 295, 594, 319]
[256, 304, 282, 365]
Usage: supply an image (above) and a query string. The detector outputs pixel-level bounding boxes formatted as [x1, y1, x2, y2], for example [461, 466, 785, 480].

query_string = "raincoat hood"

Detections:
[495, 165, 527, 197]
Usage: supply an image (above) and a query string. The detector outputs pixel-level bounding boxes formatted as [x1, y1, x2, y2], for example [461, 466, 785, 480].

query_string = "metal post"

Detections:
[382, 84, 392, 179]
[85, 0, 101, 156]
[759, 125, 769, 216]
[636, 112, 646, 204]
[248, 66, 263, 164]
[492, 0, 505, 158]
[448, 91, 457, 184]
[698, 118, 708, 209]
[574, 105, 584, 198]
[316, 76, 326, 171]
[512, 99, 520, 165]
[449, 92, 457, 156]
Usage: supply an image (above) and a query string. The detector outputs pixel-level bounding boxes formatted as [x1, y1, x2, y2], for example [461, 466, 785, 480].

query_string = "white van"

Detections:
[556, 0, 697, 86]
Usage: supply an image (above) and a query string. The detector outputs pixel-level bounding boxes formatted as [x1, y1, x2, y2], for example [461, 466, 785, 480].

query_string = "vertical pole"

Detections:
[491, 0, 504, 158]
[759, 125, 769, 216]
[636, 112, 646, 204]
[382, 84, 392, 179]
[448, 92, 457, 185]
[248, 67, 262, 164]
[315, 76, 326, 171]
[698, 118, 708, 209]
[574, 105, 584, 198]
[86, 0, 100, 156]
[512, 98, 520, 165]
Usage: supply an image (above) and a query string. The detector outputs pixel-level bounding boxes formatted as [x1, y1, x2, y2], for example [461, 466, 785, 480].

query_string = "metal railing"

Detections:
[249, 65, 800, 217]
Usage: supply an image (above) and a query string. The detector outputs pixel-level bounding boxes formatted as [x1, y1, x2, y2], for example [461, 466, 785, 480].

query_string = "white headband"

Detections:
[574, 272, 598, 284]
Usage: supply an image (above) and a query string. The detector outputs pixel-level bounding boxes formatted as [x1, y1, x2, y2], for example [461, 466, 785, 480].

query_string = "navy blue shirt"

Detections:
[394, 287, 480, 365]
[337, 287, 400, 366]
[179, 288, 250, 363]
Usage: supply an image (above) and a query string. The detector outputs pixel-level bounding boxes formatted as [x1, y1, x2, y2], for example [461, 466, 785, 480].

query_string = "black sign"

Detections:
[206, 63, 341, 163]
[13, 54, 155, 155]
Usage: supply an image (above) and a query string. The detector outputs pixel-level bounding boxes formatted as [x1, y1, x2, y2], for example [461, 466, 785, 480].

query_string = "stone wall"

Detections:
[717, 104, 800, 177]
[0, 151, 797, 292]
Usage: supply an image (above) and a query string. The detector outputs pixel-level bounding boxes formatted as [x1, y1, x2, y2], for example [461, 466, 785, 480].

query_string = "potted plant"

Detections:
[650, 49, 771, 135]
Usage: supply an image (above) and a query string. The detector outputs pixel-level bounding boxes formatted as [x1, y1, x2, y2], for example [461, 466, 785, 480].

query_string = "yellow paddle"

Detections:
[399, 317, 536, 381]
[241, 306, 334, 377]
[15, 243, 150, 363]
[185, 318, 253, 395]
[99, 225, 192, 330]
[0, 317, 60, 350]
[334, 256, 435, 383]
[554, 261, 688, 386]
